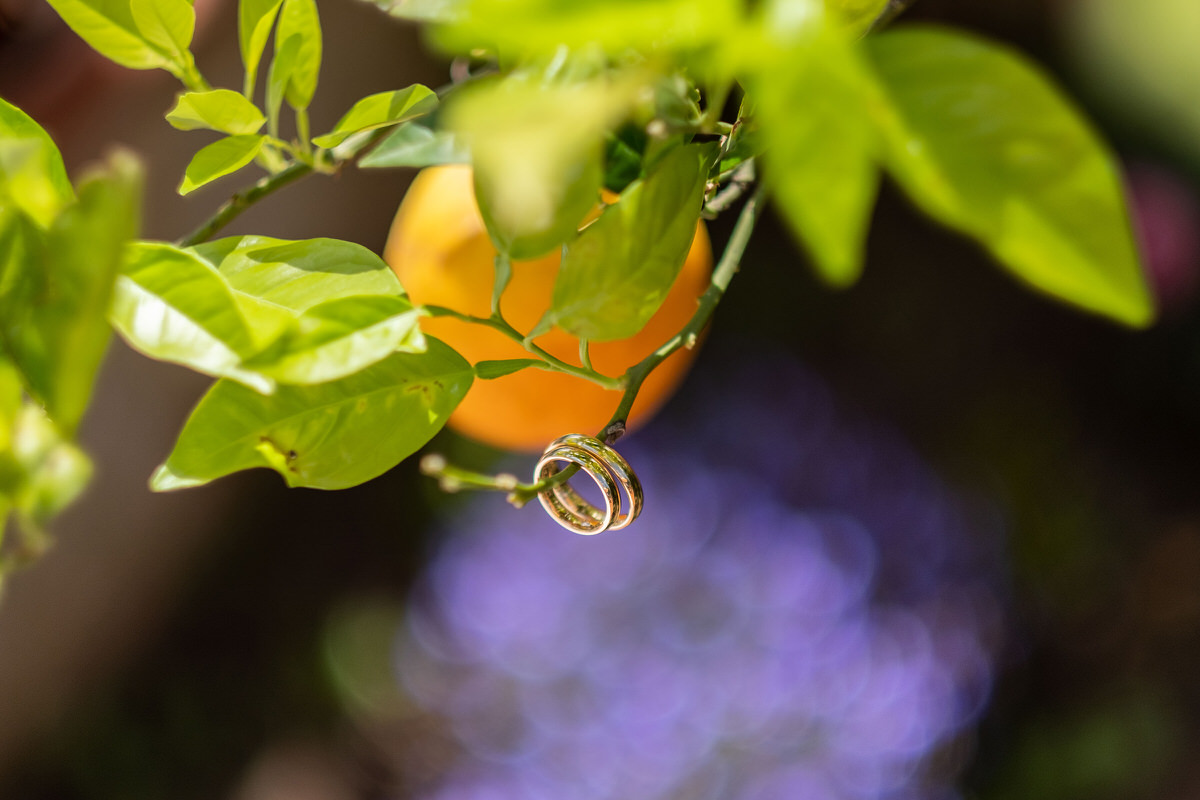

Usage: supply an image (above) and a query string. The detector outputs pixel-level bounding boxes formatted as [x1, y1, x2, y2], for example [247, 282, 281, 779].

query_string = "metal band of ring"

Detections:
[534, 447, 620, 535]
[545, 434, 643, 531]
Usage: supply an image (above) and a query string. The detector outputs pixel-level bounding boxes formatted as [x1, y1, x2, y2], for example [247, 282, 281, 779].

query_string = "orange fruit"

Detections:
[384, 164, 712, 452]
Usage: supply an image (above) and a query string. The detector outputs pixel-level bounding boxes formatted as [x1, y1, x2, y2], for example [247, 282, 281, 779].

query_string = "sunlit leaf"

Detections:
[44, 0, 172, 70]
[179, 134, 265, 195]
[868, 25, 1153, 326]
[129, 0, 195, 73]
[312, 87, 438, 149]
[276, 0, 321, 110]
[239, 0, 284, 95]
[372, 0, 463, 22]
[358, 121, 469, 168]
[152, 339, 473, 491]
[166, 89, 267, 135]
[245, 295, 426, 384]
[0, 98, 75, 229]
[191, 235, 407, 311]
[544, 141, 715, 341]
[473, 358, 542, 379]
[266, 33, 302, 132]
[110, 242, 291, 393]
[0, 152, 141, 435]
[9, 405, 91, 527]
[447, 71, 639, 258]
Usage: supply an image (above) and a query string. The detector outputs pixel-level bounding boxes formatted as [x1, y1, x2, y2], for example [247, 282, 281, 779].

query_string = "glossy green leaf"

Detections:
[0, 97, 75, 228]
[358, 122, 469, 168]
[448, 72, 637, 258]
[152, 339, 473, 491]
[276, 0, 322, 110]
[545, 141, 715, 341]
[756, 25, 879, 286]
[179, 134, 265, 195]
[44, 0, 171, 70]
[0, 152, 141, 435]
[474, 358, 542, 379]
[245, 295, 426, 384]
[166, 89, 266, 135]
[110, 242, 291, 393]
[867, 26, 1153, 326]
[239, 0, 284, 95]
[191, 235, 407, 312]
[129, 0, 195, 72]
[312, 87, 438, 149]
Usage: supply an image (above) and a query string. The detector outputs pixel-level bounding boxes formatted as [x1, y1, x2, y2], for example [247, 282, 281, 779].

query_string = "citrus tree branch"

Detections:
[177, 161, 312, 247]
[599, 182, 765, 444]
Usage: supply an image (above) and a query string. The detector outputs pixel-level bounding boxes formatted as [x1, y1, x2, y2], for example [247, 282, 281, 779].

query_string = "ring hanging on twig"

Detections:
[534, 434, 644, 534]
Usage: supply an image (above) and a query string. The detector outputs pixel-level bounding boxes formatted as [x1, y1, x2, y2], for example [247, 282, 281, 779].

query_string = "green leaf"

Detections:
[473, 358, 542, 379]
[358, 121, 469, 168]
[110, 242, 291, 393]
[825, 0, 890, 33]
[245, 295, 426, 384]
[447, 72, 638, 258]
[276, 0, 322, 111]
[544, 141, 715, 341]
[755, 25, 879, 286]
[867, 26, 1153, 326]
[129, 0, 195, 74]
[191, 235, 407, 312]
[239, 0, 284, 95]
[166, 89, 266, 135]
[372, 0, 463, 22]
[312, 87, 438, 149]
[151, 339, 473, 491]
[0, 151, 142, 435]
[266, 33, 302, 134]
[43, 0, 171, 70]
[179, 134, 265, 195]
[0, 97, 75, 229]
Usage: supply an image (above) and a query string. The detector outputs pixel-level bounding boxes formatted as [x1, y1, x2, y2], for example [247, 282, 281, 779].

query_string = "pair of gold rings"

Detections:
[534, 434, 643, 534]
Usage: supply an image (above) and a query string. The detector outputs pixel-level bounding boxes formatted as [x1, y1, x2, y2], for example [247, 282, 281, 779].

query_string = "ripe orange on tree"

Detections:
[384, 164, 712, 452]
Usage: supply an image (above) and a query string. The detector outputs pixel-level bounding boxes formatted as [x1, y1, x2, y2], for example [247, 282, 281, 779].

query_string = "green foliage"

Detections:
[239, 0, 285, 96]
[542, 142, 715, 341]
[179, 134, 266, 194]
[866, 26, 1152, 326]
[0, 98, 75, 228]
[276, 0, 322, 111]
[312, 86, 438, 148]
[358, 122, 468, 168]
[166, 89, 267, 135]
[152, 339, 472, 491]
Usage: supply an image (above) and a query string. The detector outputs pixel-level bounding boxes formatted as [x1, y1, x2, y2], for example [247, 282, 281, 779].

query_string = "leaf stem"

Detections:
[176, 160, 312, 247]
[599, 183, 765, 444]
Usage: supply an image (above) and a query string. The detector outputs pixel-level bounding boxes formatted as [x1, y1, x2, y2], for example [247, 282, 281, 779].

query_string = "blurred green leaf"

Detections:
[266, 33, 302, 134]
[192, 235, 407, 311]
[868, 26, 1153, 326]
[129, 0, 195, 75]
[358, 121, 468, 168]
[755, 23, 879, 286]
[474, 358, 542, 379]
[44, 0, 172, 70]
[276, 0, 322, 111]
[0, 98, 75, 228]
[166, 89, 267, 135]
[0, 152, 141, 435]
[372, 0, 463, 22]
[179, 134, 265, 195]
[448, 72, 638, 258]
[244, 295, 426, 384]
[110, 242, 291, 393]
[152, 338, 473, 491]
[544, 141, 715, 341]
[239, 0, 284, 95]
[9, 405, 91, 528]
[431, 0, 742, 60]
[825, 0, 890, 33]
[312, 86, 438, 149]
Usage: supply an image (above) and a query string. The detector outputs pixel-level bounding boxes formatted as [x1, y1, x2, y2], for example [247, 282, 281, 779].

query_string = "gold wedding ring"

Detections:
[534, 434, 644, 534]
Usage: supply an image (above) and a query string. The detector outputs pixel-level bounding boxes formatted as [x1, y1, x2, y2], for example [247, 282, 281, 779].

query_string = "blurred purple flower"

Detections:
[396, 350, 1006, 800]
